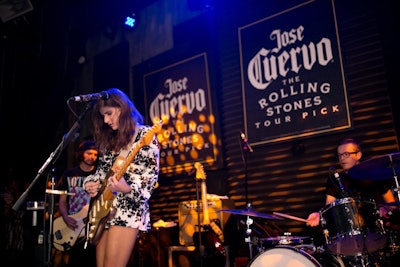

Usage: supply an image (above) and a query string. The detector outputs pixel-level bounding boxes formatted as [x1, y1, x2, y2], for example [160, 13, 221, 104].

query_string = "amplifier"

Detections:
[178, 199, 235, 245]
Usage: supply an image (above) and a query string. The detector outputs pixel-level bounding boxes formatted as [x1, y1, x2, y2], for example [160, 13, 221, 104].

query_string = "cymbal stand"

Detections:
[389, 156, 400, 202]
[245, 211, 254, 259]
[239, 132, 254, 259]
[44, 169, 57, 266]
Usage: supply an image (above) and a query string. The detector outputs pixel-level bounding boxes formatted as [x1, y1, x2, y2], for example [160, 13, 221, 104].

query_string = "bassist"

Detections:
[53, 140, 98, 267]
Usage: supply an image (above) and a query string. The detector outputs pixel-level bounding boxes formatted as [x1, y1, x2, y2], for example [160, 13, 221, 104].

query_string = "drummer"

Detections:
[306, 138, 397, 227]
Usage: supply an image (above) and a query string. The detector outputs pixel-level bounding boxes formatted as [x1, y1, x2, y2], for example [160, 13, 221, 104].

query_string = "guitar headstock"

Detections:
[139, 120, 163, 147]
[194, 162, 206, 180]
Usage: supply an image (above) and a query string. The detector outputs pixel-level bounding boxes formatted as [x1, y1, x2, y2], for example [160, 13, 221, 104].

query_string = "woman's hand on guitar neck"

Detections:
[108, 175, 131, 193]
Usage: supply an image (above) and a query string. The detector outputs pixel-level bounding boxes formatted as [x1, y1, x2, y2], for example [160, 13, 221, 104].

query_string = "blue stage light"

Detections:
[125, 16, 136, 28]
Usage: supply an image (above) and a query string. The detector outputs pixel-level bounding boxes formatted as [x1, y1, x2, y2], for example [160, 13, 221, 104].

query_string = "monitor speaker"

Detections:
[178, 199, 234, 245]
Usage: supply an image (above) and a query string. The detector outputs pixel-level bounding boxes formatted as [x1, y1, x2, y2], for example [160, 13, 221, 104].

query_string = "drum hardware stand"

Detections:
[347, 253, 373, 267]
[239, 131, 256, 260]
[245, 209, 254, 259]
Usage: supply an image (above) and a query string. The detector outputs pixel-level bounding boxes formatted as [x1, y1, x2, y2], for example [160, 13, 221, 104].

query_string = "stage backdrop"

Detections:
[239, 0, 351, 145]
[144, 53, 218, 174]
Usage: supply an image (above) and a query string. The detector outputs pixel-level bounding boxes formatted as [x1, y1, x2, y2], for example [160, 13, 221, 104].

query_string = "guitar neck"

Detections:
[193, 163, 226, 257]
[115, 142, 140, 181]
[100, 126, 152, 200]
[200, 178, 210, 225]
[100, 143, 140, 201]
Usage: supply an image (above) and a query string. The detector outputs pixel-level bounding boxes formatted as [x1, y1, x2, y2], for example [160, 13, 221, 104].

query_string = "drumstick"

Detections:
[273, 212, 308, 223]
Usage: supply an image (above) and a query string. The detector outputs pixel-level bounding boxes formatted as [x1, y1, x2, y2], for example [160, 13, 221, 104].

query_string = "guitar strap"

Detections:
[111, 125, 140, 172]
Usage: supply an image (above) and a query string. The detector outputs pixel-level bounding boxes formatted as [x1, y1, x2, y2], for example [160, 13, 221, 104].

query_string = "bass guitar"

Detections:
[53, 204, 88, 251]
[192, 162, 226, 265]
[86, 121, 162, 245]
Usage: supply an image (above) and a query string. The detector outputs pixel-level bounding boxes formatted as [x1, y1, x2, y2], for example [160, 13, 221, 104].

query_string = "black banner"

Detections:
[239, 0, 351, 145]
[144, 53, 217, 174]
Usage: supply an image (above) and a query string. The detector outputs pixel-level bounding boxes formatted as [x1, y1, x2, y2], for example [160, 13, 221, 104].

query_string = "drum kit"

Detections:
[219, 152, 400, 267]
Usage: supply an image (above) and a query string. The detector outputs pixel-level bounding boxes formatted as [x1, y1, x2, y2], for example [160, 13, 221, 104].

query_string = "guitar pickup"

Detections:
[54, 230, 62, 240]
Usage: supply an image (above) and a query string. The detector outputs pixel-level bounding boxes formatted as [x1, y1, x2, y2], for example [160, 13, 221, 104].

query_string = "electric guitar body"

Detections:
[53, 204, 88, 251]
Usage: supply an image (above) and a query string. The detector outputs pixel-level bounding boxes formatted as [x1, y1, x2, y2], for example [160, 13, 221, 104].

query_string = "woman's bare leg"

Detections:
[104, 226, 139, 267]
[96, 230, 108, 267]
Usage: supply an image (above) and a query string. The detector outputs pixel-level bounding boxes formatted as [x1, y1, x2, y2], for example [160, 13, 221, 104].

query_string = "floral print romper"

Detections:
[83, 126, 160, 231]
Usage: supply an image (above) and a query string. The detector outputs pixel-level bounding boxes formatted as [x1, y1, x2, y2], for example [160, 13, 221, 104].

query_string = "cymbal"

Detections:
[378, 202, 400, 206]
[219, 208, 283, 219]
[348, 152, 400, 180]
[45, 189, 75, 196]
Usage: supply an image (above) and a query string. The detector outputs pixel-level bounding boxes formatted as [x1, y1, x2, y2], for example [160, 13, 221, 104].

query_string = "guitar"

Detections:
[192, 162, 226, 263]
[86, 121, 163, 245]
[53, 204, 88, 251]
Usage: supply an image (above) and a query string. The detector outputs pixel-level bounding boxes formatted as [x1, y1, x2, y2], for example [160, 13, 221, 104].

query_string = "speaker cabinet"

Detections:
[178, 199, 234, 245]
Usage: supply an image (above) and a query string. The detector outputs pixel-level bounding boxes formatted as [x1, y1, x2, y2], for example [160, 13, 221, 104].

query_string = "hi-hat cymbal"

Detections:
[219, 208, 283, 219]
[45, 189, 75, 196]
[348, 152, 400, 181]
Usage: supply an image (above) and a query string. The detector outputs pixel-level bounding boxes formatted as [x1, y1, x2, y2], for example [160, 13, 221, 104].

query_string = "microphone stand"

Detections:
[334, 171, 347, 198]
[239, 133, 252, 208]
[12, 101, 94, 266]
[329, 167, 347, 198]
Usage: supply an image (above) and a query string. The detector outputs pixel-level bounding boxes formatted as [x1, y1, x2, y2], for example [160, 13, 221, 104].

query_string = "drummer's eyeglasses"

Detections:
[337, 151, 359, 159]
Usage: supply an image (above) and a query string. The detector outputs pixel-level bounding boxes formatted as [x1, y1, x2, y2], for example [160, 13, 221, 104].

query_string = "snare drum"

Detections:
[320, 197, 387, 256]
[260, 235, 310, 247]
[248, 246, 344, 267]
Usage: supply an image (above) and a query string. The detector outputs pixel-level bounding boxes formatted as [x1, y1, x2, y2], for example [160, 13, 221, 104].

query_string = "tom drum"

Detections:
[320, 197, 387, 256]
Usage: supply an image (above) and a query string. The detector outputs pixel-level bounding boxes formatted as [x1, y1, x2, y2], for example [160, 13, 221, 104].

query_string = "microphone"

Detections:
[187, 168, 196, 177]
[68, 91, 109, 102]
[329, 166, 346, 195]
[240, 131, 253, 152]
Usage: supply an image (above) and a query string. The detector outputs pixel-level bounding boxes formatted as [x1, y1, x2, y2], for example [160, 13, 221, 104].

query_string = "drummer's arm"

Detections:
[381, 189, 397, 215]
[306, 195, 337, 227]
[325, 195, 336, 206]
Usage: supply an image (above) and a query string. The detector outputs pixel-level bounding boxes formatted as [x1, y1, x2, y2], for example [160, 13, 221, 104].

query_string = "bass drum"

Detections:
[248, 245, 344, 267]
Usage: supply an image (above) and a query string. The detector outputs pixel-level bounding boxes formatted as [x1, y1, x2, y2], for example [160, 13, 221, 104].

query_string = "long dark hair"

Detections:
[91, 88, 144, 152]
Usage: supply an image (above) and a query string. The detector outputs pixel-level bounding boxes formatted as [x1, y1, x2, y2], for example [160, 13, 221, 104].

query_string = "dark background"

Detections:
[1, 2, 400, 264]
[0, 0, 156, 197]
